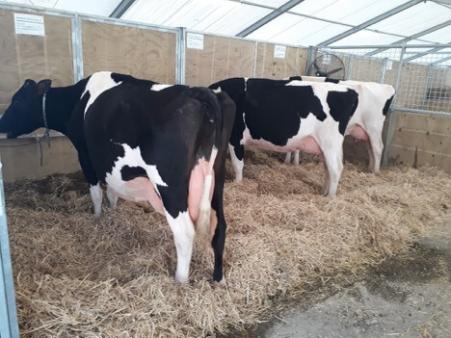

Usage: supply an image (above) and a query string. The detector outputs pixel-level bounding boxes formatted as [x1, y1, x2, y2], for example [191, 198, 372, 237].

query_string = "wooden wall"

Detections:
[387, 111, 451, 173]
[82, 20, 177, 83]
[0, 9, 74, 114]
[185, 34, 308, 86]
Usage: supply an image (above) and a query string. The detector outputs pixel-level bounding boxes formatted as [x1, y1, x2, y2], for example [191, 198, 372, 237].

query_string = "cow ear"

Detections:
[37, 79, 52, 95]
[23, 79, 36, 87]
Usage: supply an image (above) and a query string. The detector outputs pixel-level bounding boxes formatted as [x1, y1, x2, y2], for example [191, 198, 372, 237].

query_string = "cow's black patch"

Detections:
[120, 165, 148, 181]
[244, 79, 326, 146]
[327, 89, 359, 135]
[325, 78, 340, 84]
[209, 78, 246, 160]
[383, 95, 394, 116]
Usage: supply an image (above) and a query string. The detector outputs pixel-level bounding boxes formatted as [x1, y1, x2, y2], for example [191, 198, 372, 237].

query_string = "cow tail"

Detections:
[188, 87, 223, 251]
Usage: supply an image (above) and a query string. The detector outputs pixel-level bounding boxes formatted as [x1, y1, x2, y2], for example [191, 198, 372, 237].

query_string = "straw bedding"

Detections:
[5, 150, 451, 338]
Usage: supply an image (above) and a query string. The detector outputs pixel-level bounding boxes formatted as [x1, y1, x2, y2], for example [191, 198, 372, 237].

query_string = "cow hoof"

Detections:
[175, 274, 189, 283]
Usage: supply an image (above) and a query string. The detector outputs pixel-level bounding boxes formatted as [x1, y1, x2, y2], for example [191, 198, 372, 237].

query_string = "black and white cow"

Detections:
[210, 78, 359, 196]
[0, 71, 236, 282]
[286, 76, 395, 172]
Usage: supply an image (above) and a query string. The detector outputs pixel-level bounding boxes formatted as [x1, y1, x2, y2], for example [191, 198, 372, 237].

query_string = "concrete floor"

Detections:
[226, 219, 451, 338]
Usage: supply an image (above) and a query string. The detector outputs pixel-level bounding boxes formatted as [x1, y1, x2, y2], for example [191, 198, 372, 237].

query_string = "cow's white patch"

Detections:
[105, 143, 167, 205]
[165, 210, 195, 283]
[82, 71, 122, 116]
[89, 184, 103, 217]
[228, 144, 244, 182]
[212, 87, 221, 94]
[150, 84, 173, 91]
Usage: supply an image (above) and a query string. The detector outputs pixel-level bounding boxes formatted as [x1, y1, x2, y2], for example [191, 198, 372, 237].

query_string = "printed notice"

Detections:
[385, 60, 393, 70]
[14, 13, 45, 36]
[187, 33, 204, 50]
[274, 45, 286, 59]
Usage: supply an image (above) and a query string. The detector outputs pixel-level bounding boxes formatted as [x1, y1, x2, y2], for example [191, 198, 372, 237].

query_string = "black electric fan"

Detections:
[306, 53, 346, 80]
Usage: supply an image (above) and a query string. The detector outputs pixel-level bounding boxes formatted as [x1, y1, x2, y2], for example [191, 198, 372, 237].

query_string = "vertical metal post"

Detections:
[304, 46, 316, 75]
[0, 158, 19, 338]
[382, 46, 406, 167]
[379, 58, 388, 83]
[71, 14, 84, 82]
[176, 27, 186, 85]
[347, 57, 353, 80]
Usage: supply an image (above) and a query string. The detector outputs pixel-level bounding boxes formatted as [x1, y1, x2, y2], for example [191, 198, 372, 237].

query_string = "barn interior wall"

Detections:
[0, 6, 449, 182]
[387, 111, 451, 174]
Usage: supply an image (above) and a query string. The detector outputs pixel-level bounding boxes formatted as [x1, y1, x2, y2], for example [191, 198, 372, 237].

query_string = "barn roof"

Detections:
[3, 0, 451, 65]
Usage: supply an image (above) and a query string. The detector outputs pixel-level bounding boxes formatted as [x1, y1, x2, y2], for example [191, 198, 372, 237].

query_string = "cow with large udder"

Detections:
[0, 71, 235, 282]
[285, 76, 395, 172]
[210, 78, 359, 197]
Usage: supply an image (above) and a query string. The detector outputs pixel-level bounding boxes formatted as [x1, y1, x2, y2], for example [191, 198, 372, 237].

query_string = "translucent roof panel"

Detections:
[291, 0, 407, 26]
[369, 2, 451, 38]
[416, 25, 451, 44]
[244, 0, 289, 8]
[331, 30, 400, 46]
[123, 0, 271, 36]
[247, 13, 349, 46]
[2, 0, 122, 16]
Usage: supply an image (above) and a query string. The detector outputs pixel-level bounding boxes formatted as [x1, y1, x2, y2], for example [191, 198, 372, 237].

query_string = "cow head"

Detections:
[0, 79, 51, 138]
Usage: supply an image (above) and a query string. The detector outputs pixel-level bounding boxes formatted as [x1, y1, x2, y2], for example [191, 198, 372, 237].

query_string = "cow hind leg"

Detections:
[367, 131, 383, 173]
[164, 209, 195, 283]
[321, 146, 343, 197]
[106, 185, 118, 208]
[229, 144, 244, 182]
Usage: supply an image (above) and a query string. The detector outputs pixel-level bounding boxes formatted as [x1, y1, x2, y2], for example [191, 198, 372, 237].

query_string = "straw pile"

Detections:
[5, 150, 451, 338]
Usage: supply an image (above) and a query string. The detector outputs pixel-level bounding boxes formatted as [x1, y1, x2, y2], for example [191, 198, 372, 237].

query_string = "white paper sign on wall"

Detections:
[187, 32, 204, 50]
[385, 60, 393, 70]
[274, 45, 286, 59]
[14, 13, 45, 36]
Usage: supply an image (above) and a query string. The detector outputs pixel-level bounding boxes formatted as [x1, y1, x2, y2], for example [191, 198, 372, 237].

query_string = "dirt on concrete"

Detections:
[221, 220, 451, 338]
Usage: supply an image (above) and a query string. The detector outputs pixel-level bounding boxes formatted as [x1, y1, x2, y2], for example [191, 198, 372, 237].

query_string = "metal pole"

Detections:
[379, 58, 388, 83]
[71, 14, 84, 82]
[0, 158, 19, 338]
[304, 46, 316, 75]
[176, 27, 186, 85]
[382, 46, 406, 167]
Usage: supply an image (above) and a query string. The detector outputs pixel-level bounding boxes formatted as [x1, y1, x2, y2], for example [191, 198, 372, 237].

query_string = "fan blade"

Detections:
[326, 67, 343, 76]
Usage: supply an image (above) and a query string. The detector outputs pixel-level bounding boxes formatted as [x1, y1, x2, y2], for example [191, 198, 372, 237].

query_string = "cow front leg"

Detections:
[284, 152, 292, 164]
[293, 150, 300, 166]
[229, 143, 244, 182]
[78, 149, 102, 217]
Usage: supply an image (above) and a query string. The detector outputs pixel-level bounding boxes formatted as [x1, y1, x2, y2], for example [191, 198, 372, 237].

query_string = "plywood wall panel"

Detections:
[0, 9, 73, 113]
[388, 111, 451, 173]
[185, 35, 256, 86]
[254, 42, 307, 79]
[82, 20, 176, 83]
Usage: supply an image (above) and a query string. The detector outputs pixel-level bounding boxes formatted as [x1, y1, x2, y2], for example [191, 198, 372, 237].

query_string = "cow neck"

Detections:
[43, 80, 86, 134]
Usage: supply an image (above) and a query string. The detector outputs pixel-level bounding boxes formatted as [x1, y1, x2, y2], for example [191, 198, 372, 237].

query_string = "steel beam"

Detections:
[366, 19, 451, 56]
[236, 0, 305, 37]
[229, 0, 437, 44]
[404, 42, 451, 62]
[328, 43, 451, 49]
[110, 0, 136, 18]
[318, 0, 423, 46]
[430, 54, 451, 65]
